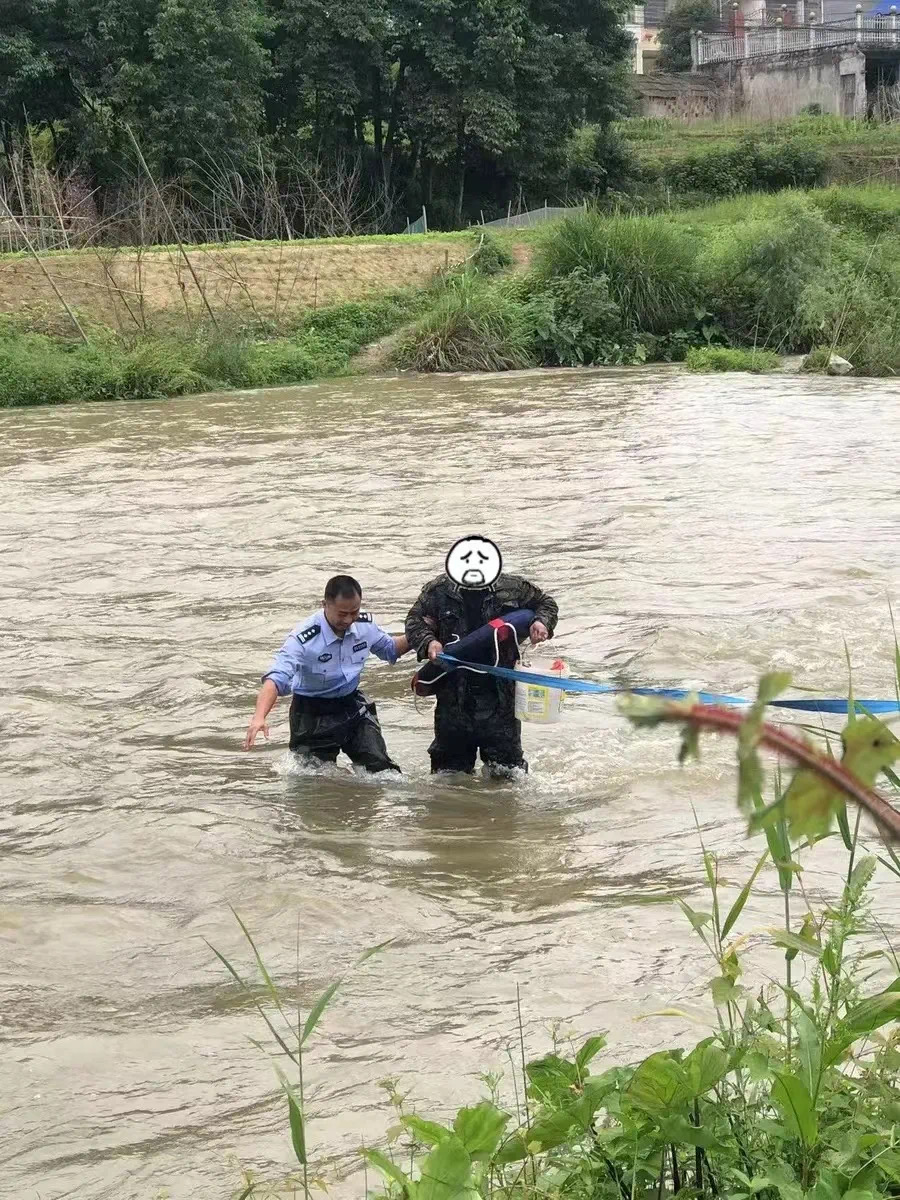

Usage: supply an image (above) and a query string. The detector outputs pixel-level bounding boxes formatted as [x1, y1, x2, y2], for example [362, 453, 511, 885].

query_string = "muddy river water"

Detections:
[2, 367, 900, 1198]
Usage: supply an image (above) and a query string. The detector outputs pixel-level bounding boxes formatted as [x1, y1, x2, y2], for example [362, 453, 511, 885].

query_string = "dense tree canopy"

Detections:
[0, 0, 635, 229]
[657, 0, 719, 73]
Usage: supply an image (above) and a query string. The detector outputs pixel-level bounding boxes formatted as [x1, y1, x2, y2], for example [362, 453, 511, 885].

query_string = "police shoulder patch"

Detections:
[358, 611, 373, 623]
[298, 624, 320, 644]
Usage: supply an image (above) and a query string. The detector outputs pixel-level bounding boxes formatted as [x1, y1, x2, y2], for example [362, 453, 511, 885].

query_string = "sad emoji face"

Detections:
[445, 536, 502, 589]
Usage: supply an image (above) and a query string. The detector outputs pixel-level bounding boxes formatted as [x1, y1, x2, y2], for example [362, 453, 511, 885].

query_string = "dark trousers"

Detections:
[289, 691, 400, 773]
[429, 697, 527, 777]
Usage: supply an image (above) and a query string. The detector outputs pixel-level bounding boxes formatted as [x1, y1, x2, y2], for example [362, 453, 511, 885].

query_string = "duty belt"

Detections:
[293, 690, 360, 715]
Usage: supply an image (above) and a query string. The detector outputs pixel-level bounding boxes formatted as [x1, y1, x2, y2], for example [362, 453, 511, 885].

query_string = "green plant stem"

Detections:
[694, 1100, 703, 1191]
[815, 810, 864, 1103]
[295, 921, 310, 1200]
[785, 886, 793, 1071]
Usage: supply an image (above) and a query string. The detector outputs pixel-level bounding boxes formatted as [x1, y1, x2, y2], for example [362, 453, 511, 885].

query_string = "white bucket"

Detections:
[514, 658, 568, 724]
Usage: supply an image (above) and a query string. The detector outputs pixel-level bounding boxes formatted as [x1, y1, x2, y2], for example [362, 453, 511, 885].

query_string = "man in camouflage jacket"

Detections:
[405, 570, 559, 776]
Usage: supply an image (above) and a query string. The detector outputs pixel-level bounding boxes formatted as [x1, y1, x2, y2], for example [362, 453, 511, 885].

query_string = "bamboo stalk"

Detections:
[0, 192, 89, 344]
[124, 124, 219, 329]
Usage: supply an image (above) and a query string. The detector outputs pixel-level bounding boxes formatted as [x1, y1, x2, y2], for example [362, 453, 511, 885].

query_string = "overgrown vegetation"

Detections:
[393, 273, 536, 373]
[660, 138, 828, 200]
[0, 291, 422, 407]
[396, 184, 900, 377]
[686, 346, 781, 373]
[619, 114, 900, 198]
[5, 181, 900, 405]
[220, 663, 900, 1200]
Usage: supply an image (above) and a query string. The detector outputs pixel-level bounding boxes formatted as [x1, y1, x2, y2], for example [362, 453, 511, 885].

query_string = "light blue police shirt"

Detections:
[262, 609, 399, 699]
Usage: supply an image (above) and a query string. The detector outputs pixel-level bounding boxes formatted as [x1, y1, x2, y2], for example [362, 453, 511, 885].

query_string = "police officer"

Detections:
[405, 537, 559, 777]
[244, 574, 410, 772]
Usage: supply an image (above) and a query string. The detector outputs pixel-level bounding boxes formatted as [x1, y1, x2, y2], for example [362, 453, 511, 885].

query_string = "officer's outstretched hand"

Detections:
[529, 621, 549, 644]
[427, 640, 444, 661]
[243, 717, 270, 750]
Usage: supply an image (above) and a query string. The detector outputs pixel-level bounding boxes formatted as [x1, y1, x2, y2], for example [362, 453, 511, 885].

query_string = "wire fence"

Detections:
[404, 207, 428, 235]
[401, 201, 585, 235]
[480, 203, 586, 229]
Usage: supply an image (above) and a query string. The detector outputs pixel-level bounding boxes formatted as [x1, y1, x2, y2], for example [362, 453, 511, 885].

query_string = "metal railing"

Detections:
[695, 9, 900, 64]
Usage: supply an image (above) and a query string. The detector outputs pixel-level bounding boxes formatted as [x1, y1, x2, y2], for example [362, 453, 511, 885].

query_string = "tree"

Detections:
[59, 0, 269, 179]
[0, 1, 78, 149]
[266, 0, 389, 153]
[658, 0, 719, 73]
[0, 0, 637, 230]
[391, 0, 633, 224]
[138, 0, 270, 174]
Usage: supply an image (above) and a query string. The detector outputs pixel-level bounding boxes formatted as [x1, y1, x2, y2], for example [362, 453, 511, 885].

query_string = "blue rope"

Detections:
[436, 654, 900, 715]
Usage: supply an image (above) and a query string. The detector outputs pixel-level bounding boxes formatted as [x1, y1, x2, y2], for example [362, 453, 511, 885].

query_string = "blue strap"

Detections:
[436, 654, 900, 715]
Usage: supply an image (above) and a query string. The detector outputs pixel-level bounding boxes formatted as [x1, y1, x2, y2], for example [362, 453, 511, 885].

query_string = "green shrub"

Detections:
[248, 340, 322, 386]
[0, 291, 424, 407]
[809, 183, 900, 236]
[800, 345, 835, 372]
[748, 137, 828, 190]
[0, 333, 74, 406]
[468, 229, 514, 276]
[565, 124, 641, 196]
[393, 273, 535, 372]
[189, 336, 257, 388]
[697, 198, 833, 349]
[663, 137, 827, 198]
[841, 321, 900, 376]
[528, 268, 625, 366]
[686, 345, 780, 372]
[293, 293, 420, 351]
[534, 211, 699, 334]
[663, 145, 753, 197]
[116, 339, 203, 398]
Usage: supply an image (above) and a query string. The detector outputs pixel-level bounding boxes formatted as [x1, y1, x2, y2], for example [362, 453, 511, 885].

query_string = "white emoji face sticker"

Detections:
[445, 536, 502, 589]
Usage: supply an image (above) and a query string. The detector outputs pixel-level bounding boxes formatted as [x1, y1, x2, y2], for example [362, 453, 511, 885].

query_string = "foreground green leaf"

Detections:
[416, 1134, 474, 1200]
[771, 1071, 818, 1147]
[452, 1102, 509, 1161]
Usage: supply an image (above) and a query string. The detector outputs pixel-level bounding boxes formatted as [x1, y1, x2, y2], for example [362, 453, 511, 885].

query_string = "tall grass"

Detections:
[532, 212, 699, 334]
[809, 183, 900, 237]
[393, 272, 536, 373]
[394, 186, 900, 375]
[686, 346, 780, 373]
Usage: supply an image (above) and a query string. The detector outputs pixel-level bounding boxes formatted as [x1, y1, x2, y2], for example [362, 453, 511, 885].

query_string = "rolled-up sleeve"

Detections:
[369, 624, 399, 664]
[262, 631, 305, 696]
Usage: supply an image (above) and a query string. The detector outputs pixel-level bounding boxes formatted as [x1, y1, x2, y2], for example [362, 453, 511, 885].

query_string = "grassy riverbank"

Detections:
[222, 669, 900, 1200]
[2, 182, 899, 406]
[0, 229, 520, 407]
[0, 290, 438, 407]
[394, 184, 900, 377]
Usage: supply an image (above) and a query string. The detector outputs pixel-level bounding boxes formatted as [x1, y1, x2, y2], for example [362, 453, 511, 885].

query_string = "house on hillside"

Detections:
[625, 1, 669, 72]
[625, 0, 862, 73]
[631, 0, 900, 118]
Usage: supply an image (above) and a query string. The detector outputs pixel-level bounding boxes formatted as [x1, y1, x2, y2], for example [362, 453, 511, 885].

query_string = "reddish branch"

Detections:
[657, 700, 900, 841]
